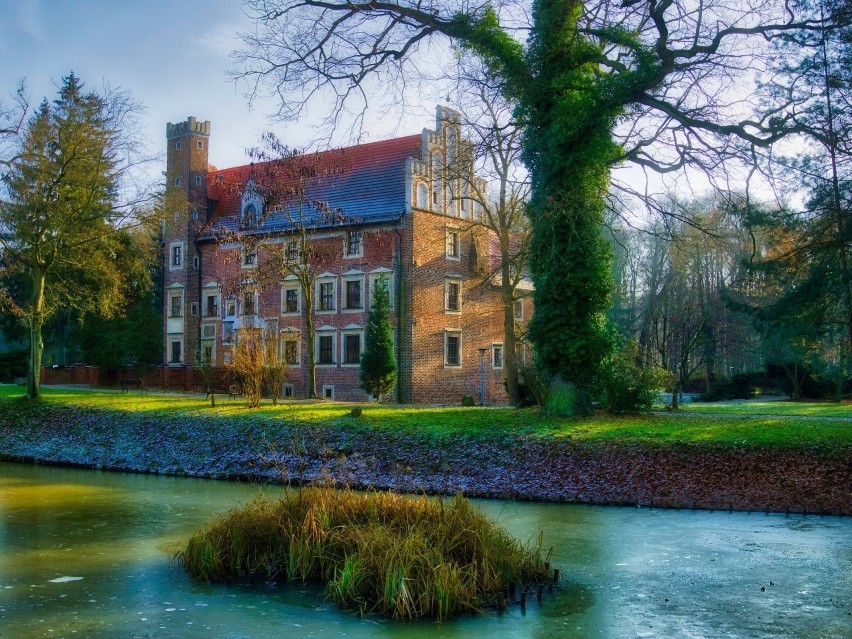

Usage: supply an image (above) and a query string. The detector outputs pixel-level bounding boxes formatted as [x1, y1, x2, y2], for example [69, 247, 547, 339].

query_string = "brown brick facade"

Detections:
[163, 108, 527, 404]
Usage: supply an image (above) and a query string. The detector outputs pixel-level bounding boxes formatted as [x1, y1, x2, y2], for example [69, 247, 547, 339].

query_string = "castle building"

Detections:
[163, 107, 529, 403]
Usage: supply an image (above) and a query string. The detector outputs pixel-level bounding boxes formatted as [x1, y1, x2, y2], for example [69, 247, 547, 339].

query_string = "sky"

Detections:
[0, 0, 432, 177]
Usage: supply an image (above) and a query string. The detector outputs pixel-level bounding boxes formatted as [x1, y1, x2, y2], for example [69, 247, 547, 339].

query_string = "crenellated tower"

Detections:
[163, 116, 210, 367]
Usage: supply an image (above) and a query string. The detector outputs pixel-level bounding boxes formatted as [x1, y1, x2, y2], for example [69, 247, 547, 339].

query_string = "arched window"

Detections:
[415, 182, 428, 209]
[432, 152, 443, 211]
[243, 203, 257, 227]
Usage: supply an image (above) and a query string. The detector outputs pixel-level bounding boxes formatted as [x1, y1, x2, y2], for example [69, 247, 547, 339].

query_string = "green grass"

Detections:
[680, 399, 852, 418]
[1, 385, 850, 450]
[176, 487, 551, 620]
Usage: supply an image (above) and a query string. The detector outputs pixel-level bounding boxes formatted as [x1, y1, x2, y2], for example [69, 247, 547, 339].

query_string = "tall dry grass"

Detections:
[176, 487, 552, 620]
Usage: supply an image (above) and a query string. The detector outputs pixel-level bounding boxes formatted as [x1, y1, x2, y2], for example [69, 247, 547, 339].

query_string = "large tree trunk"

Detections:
[305, 304, 317, 399]
[27, 269, 46, 399]
[503, 290, 519, 405]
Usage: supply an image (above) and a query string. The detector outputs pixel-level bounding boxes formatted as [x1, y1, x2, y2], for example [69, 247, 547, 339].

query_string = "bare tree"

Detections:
[213, 138, 345, 398]
[0, 80, 28, 178]
[445, 57, 531, 404]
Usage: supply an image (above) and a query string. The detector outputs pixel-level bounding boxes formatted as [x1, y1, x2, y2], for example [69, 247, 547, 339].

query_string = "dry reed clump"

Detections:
[176, 487, 553, 620]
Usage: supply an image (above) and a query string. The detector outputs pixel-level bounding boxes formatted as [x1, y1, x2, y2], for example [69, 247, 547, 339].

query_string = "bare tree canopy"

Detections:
[235, 0, 849, 412]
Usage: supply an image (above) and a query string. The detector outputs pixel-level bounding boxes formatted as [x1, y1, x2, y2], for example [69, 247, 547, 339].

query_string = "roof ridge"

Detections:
[209, 133, 422, 176]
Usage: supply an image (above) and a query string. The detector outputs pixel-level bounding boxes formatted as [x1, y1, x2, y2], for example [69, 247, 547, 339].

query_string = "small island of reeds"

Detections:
[176, 487, 555, 620]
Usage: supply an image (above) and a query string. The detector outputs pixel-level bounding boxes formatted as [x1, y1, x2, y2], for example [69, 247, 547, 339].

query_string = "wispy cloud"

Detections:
[190, 23, 240, 57]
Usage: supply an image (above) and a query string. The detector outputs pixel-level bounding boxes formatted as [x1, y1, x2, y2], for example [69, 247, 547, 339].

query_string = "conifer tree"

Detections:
[0, 73, 150, 398]
[359, 276, 396, 401]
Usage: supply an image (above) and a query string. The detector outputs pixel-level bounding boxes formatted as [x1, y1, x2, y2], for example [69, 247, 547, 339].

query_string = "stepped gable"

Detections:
[203, 134, 422, 237]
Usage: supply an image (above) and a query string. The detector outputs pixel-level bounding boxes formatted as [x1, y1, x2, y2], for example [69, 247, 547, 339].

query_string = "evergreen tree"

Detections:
[359, 276, 396, 401]
[0, 73, 149, 398]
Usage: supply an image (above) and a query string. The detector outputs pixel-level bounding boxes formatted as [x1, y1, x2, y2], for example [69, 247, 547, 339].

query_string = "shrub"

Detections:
[599, 342, 670, 414]
[0, 349, 27, 383]
[700, 373, 760, 402]
[460, 395, 476, 407]
[176, 487, 553, 620]
[516, 364, 548, 408]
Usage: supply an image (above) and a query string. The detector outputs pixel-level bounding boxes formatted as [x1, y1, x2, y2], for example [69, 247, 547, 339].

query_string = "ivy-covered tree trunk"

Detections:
[520, 0, 619, 413]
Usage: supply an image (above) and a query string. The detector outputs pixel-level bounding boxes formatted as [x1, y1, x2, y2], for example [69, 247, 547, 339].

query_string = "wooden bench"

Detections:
[120, 380, 148, 394]
[205, 384, 239, 400]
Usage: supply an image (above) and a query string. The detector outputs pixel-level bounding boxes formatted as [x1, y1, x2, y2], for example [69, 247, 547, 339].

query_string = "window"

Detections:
[432, 152, 443, 210]
[345, 231, 363, 257]
[195, 176, 202, 186]
[223, 321, 235, 344]
[192, 255, 199, 269]
[342, 332, 362, 365]
[286, 240, 301, 262]
[196, 140, 204, 150]
[322, 385, 335, 400]
[242, 291, 256, 316]
[204, 294, 220, 318]
[345, 279, 362, 310]
[514, 298, 524, 321]
[170, 339, 182, 364]
[202, 324, 216, 339]
[369, 272, 394, 310]
[492, 343, 504, 369]
[225, 296, 237, 318]
[445, 331, 461, 367]
[174, 177, 181, 187]
[282, 334, 300, 366]
[416, 183, 428, 209]
[190, 302, 199, 316]
[201, 342, 214, 364]
[317, 333, 335, 365]
[170, 294, 183, 318]
[242, 245, 257, 267]
[264, 318, 279, 344]
[243, 203, 258, 227]
[170, 242, 183, 270]
[282, 384, 294, 398]
[317, 278, 337, 312]
[175, 140, 182, 151]
[445, 278, 461, 313]
[282, 285, 300, 314]
[446, 229, 460, 259]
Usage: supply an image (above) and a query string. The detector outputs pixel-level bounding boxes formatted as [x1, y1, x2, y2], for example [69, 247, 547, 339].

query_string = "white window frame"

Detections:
[342, 272, 366, 312]
[344, 230, 363, 258]
[316, 275, 338, 313]
[169, 291, 184, 318]
[280, 329, 301, 367]
[168, 335, 184, 366]
[241, 244, 257, 269]
[514, 298, 524, 322]
[446, 227, 460, 260]
[196, 139, 204, 150]
[241, 289, 258, 316]
[316, 330, 337, 366]
[203, 289, 220, 318]
[200, 338, 216, 366]
[282, 383, 294, 398]
[222, 321, 235, 344]
[444, 277, 462, 314]
[201, 323, 217, 340]
[175, 140, 182, 151]
[340, 329, 364, 367]
[322, 384, 335, 400]
[444, 330, 462, 368]
[281, 281, 301, 315]
[492, 343, 504, 370]
[169, 241, 184, 271]
[190, 302, 199, 317]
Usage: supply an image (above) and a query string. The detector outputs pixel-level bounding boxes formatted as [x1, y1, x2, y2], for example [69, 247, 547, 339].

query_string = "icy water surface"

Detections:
[0, 462, 849, 638]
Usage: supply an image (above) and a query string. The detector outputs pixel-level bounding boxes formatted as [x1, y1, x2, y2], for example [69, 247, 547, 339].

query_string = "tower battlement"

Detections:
[166, 116, 211, 139]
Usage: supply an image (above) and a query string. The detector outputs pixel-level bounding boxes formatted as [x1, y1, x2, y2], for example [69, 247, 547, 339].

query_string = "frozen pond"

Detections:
[1, 462, 849, 638]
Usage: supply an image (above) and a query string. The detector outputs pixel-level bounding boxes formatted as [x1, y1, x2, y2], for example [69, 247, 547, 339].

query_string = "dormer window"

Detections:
[243, 203, 258, 227]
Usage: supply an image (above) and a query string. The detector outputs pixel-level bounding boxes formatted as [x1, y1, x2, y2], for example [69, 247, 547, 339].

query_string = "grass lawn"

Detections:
[680, 399, 852, 418]
[1, 385, 849, 450]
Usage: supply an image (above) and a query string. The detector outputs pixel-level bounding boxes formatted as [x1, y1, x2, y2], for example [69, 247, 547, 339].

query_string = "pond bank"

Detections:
[1, 399, 848, 515]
